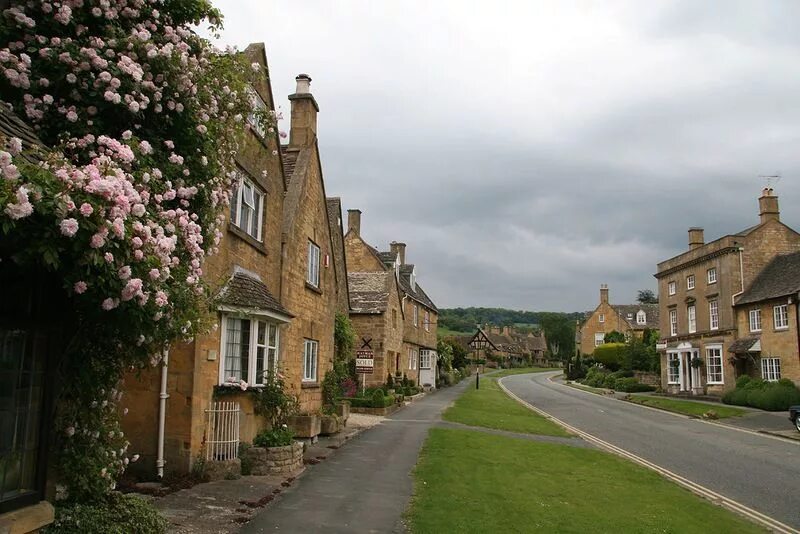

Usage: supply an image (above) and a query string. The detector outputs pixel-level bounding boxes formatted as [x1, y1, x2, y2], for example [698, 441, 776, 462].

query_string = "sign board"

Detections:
[655, 341, 668, 350]
[355, 349, 374, 374]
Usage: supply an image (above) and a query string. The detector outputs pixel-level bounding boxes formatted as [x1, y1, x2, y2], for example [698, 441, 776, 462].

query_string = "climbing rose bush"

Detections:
[0, 0, 274, 501]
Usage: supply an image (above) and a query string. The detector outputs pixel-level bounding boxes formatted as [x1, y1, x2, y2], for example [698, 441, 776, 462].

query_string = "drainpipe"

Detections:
[156, 349, 169, 479]
[795, 294, 800, 370]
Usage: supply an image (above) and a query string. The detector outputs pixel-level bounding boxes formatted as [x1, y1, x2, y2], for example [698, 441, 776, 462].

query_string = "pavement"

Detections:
[238, 378, 476, 533]
[503, 371, 800, 530]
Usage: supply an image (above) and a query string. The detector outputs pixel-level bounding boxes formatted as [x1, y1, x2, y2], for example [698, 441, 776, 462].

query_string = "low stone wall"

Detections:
[633, 371, 660, 386]
[350, 403, 401, 416]
[245, 441, 304, 476]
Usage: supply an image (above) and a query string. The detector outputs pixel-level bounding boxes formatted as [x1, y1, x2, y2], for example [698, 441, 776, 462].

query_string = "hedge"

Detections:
[593, 343, 627, 370]
[722, 376, 800, 411]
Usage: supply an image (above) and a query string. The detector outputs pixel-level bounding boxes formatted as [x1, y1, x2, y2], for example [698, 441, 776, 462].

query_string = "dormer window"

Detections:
[636, 310, 646, 325]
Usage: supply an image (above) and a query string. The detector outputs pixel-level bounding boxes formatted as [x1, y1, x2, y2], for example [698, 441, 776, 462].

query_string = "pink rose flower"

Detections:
[73, 281, 88, 294]
[79, 203, 93, 216]
[59, 218, 79, 237]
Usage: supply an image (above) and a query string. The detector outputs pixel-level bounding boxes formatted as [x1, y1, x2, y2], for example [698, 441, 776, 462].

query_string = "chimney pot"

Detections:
[390, 241, 407, 265]
[688, 227, 704, 250]
[347, 209, 361, 237]
[295, 74, 311, 94]
[759, 187, 780, 224]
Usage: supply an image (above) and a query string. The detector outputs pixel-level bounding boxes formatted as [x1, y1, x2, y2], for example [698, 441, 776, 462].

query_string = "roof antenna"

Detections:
[759, 174, 781, 188]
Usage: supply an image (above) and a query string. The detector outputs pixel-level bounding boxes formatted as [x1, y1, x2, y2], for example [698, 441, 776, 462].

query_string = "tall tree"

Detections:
[637, 289, 658, 304]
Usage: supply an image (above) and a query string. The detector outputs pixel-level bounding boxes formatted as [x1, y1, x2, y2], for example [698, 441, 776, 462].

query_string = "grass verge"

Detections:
[442, 376, 569, 437]
[626, 395, 746, 419]
[409, 428, 763, 534]
[490, 367, 553, 377]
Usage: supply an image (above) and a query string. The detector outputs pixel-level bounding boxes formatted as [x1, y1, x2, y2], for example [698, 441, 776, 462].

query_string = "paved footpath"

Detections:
[503, 372, 800, 530]
[239, 379, 474, 534]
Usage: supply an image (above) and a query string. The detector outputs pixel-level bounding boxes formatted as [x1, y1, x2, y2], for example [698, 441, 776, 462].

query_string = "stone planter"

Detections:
[287, 414, 321, 439]
[244, 441, 304, 475]
[320, 414, 340, 436]
[335, 400, 350, 423]
[350, 403, 401, 416]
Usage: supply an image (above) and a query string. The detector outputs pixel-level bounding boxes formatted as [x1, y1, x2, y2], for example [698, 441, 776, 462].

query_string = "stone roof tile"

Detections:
[216, 272, 291, 317]
[735, 251, 800, 306]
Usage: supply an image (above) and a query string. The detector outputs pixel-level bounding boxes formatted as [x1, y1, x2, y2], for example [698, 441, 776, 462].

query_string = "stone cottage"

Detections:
[655, 188, 800, 395]
[577, 285, 659, 356]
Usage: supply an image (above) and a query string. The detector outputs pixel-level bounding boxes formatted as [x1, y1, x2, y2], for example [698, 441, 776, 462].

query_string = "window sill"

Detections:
[305, 282, 322, 295]
[228, 224, 268, 255]
[301, 382, 320, 389]
[706, 381, 725, 386]
[774, 327, 790, 332]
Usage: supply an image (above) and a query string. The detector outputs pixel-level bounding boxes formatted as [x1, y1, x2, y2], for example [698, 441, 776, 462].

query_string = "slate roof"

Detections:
[735, 251, 800, 306]
[216, 272, 291, 317]
[280, 145, 299, 188]
[326, 197, 349, 311]
[728, 336, 761, 354]
[378, 251, 397, 265]
[398, 264, 438, 312]
[348, 271, 391, 314]
[610, 304, 660, 329]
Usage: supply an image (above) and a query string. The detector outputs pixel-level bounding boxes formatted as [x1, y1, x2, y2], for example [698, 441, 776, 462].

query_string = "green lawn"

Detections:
[566, 381, 609, 394]
[627, 395, 747, 419]
[408, 428, 763, 534]
[490, 367, 553, 377]
[442, 376, 569, 437]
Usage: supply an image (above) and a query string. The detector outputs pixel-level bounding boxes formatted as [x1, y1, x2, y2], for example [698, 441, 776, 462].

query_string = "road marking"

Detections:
[547, 373, 800, 446]
[498, 376, 799, 534]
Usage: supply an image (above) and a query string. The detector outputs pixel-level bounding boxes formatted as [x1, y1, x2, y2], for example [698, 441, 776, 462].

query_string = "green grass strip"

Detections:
[409, 428, 763, 534]
[443, 376, 570, 437]
[627, 395, 746, 419]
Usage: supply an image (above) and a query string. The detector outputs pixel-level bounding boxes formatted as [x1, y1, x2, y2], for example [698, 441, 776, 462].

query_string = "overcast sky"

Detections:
[207, 0, 800, 312]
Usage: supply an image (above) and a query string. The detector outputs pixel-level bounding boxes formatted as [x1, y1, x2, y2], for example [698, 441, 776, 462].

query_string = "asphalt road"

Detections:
[239, 379, 473, 534]
[502, 372, 800, 529]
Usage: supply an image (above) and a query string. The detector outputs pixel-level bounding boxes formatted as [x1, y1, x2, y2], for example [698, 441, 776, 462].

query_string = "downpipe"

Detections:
[156, 349, 169, 479]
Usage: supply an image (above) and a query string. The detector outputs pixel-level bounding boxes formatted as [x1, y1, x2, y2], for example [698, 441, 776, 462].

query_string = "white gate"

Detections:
[204, 401, 241, 461]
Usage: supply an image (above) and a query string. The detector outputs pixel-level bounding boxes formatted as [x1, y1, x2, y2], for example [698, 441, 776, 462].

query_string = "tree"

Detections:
[604, 331, 626, 343]
[637, 289, 658, 304]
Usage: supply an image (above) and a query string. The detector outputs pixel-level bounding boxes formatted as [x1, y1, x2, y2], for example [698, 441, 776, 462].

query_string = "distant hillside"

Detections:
[438, 307, 585, 359]
[439, 307, 583, 334]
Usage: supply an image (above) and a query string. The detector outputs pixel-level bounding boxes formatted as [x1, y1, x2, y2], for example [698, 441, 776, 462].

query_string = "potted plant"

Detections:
[690, 356, 703, 368]
[245, 425, 304, 475]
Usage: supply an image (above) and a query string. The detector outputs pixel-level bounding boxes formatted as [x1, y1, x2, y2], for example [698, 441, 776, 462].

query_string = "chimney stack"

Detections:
[347, 209, 361, 237]
[502, 326, 511, 336]
[390, 242, 406, 265]
[288, 74, 318, 148]
[759, 187, 780, 224]
[600, 284, 609, 304]
[688, 228, 705, 250]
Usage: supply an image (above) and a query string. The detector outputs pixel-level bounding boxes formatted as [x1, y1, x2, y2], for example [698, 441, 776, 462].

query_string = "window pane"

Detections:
[230, 181, 240, 225]
[224, 318, 250, 382]
[251, 192, 262, 240]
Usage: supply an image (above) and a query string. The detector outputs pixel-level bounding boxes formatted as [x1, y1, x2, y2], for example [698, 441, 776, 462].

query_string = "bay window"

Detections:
[222, 316, 279, 385]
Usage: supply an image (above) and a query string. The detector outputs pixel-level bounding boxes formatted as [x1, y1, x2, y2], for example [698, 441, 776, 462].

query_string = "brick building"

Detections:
[343, 211, 439, 388]
[730, 251, 800, 385]
[655, 188, 800, 395]
[577, 285, 659, 355]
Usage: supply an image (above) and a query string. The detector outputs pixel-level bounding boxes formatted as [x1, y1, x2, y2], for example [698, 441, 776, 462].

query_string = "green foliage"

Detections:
[253, 426, 294, 448]
[603, 331, 626, 343]
[321, 370, 341, 407]
[637, 289, 658, 304]
[722, 377, 800, 411]
[46, 493, 167, 534]
[613, 377, 655, 393]
[436, 338, 454, 371]
[334, 313, 356, 362]
[593, 343, 627, 370]
[249, 372, 298, 428]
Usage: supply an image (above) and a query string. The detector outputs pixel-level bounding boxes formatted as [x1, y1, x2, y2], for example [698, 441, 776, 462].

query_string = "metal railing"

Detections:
[204, 401, 240, 461]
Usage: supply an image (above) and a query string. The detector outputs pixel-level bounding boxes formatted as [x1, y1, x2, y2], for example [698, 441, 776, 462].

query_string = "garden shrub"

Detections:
[593, 343, 627, 370]
[722, 377, 800, 411]
[45, 492, 167, 534]
[613, 377, 656, 393]
[253, 426, 294, 448]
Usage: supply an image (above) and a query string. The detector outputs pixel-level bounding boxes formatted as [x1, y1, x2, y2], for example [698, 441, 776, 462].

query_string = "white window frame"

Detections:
[247, 87, 268, 138]
[761, 357, 781, 382]
[636, 310, 646, 325]
[707, 268, 717, 284]
[307, 240, 320, 288]
[705, 345, 723, 384]
[230, 173, 264, 242]
[220, 315, 280, 386]
[424, 310, 430, 332]
[599, 313, 605, 323]
[420, 350, 432, 369]
[667, 352, 680, 384]
[413, 305, 419, 327]
[668, 281, 676, 296]
[709, 300, 719, 331]
[774, 304, 789, 330]
[303, 339, 318, 382]
[408, 348, 417, 370]
[669, 309, 678, 336]
[749, 309, 762, 332]
[687, 305, 696, 333]
[686, 275, 695, 290]
[594, 332, 605, 347]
